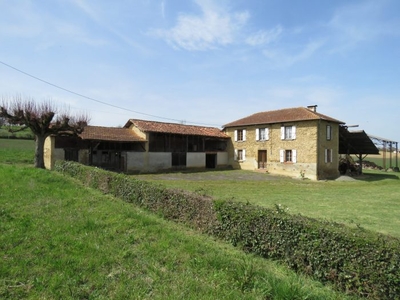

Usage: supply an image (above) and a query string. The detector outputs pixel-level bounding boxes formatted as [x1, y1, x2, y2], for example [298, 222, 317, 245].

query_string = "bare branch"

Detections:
[1, 95, 90, 168]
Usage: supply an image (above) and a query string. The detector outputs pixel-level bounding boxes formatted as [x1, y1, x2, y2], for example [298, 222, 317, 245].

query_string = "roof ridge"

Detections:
[85, 125, 126, 129]
[128, 118, 220, 129]
[223, 106, 344, 127]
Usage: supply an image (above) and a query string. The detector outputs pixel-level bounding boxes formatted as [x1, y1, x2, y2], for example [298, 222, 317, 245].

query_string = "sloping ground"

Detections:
[56, 162, 399, 299]
[0, 164, 350, 299]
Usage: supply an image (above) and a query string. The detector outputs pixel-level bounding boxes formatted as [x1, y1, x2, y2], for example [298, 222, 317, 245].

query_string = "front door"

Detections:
[258, 150, 267, 169]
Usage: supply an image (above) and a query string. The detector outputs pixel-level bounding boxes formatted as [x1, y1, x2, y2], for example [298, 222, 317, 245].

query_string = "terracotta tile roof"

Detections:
[125, 119, 229, 139]
[223, 107, 345, 128]
[79, 126, 145, 142]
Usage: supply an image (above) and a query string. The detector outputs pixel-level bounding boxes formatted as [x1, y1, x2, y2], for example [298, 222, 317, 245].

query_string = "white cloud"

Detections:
[245, 25, 283, 46]
[161, 0, 166, 19]
[151, 0, 250, 51]
[69, 0, 149, 53]
[263, 39, 325, 68]
[327, 0, 400, 53]
[0, 1, 42, 37]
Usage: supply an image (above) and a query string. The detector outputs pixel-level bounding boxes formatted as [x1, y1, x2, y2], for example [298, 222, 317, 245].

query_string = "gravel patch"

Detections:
[335, 175, 358, 181]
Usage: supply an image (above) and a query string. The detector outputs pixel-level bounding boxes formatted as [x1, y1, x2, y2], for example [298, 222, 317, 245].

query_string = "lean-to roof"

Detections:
[79, 126, 145, 142]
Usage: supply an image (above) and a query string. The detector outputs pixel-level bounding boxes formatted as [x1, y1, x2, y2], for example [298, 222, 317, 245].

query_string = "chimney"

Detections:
[307, 105, 317, 112]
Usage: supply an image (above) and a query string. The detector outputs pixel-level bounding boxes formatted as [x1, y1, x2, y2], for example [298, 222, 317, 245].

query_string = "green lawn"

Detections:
[363, 154, 399, 169]
[1, 140, 397, 298]
[0, 163, 352, 299]
[0, 138, 35, 164]
[0, 126, 34, 139]
[135, 169, 400, 238]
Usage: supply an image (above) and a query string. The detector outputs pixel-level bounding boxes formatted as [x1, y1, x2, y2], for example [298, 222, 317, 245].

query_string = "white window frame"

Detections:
[327, 125, 332, 141]
[280, 149, 297, 163]
[235, 149, 246, 161]
[256, 128, 269, 141]
[325, 148, 333, 163]
[234, 129, 246, 142]
[281, 125, 296, 140]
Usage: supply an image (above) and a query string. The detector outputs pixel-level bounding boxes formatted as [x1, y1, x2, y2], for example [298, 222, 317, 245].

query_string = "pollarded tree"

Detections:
[0, 96, 90, 168]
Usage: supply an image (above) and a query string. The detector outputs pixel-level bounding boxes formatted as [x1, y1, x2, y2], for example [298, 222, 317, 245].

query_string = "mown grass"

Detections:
[364, 154, 399, 169]
[136, 169, 400, 238]
[0, 126, 34, 139]
[0, 164, 354, 299]
[0, 138, 35, 164]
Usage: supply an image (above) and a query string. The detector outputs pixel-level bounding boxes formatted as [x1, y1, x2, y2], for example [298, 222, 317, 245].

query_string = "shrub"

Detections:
[55, 161, 400, 299]
[55, 161, 216, 233]
[212, 201, 400, 299]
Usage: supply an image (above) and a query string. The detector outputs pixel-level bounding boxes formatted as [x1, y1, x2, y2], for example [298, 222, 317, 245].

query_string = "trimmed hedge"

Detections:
[54, 161, 217, 233]
[213, 201, 400, 299]
[55, 161, 400, 299]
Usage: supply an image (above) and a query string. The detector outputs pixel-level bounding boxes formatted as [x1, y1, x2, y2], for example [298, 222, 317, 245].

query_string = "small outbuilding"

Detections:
[44, 119, 230, 173]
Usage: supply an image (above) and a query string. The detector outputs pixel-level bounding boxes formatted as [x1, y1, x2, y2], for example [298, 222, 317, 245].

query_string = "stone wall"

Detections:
[224, 119, 340, 180]
[44, 136, 64, 170]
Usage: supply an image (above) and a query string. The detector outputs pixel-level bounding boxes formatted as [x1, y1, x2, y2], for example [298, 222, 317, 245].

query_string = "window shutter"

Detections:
[292, 149, 297, 163]
[256, 128, 259, 141]
[281, 126, 285, 140]
[280, 150, 284, 162]
[324, 149, 328, 163]
[243, 149, 246, 160]
[266, 128, 270, 140]
[292, 126, 296, 139]
[234, 130, 238, 142]
[330, 149, 333, 163]
[243, 129, 246, 141]
[234, 149, 238, 161]
[327, 125, 332, 140]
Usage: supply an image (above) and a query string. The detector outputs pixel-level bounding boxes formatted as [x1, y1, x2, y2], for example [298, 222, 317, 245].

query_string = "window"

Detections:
[65, 149, 79, 162]
[325, 149, 333, 163]
[256, 128, 269, 141]
[281, 125, 296, 140]
[172, 152, 187, 166]
[285, 150, 292, 162]
[326, 125, 332, 141]
[235, 149, 246, 161]
[235, 129, 246, 142]
[280, 149, 297, 163]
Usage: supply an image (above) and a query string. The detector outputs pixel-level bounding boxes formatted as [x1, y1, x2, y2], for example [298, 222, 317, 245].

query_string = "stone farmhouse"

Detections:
[45, 105, 375, 180]
[222, 105, 344, 180]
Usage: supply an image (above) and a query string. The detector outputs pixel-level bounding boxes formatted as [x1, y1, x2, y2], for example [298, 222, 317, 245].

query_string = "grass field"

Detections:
[0, 146, 352, 299]
[135, 169, 400, 238]
[0, 126, 34, 140]
[0, 138, 35, 165]
[363, 152, 399, 169]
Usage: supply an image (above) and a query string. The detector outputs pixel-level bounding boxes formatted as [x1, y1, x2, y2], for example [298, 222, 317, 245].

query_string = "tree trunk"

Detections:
[34, 135, 46, 168]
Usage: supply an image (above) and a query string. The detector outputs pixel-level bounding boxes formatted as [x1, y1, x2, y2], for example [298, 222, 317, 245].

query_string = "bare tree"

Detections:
[0, 96, 90, 168]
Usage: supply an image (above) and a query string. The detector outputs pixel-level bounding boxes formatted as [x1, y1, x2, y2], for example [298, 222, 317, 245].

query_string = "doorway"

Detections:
[206, 153, 217, 168]
[258, 150, 267, 169]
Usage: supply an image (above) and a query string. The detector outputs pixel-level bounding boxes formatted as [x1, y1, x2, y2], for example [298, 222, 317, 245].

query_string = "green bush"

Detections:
[55, 161, 400, 299]
[55, 161, 217, 233]
[212, 201, 400, 299]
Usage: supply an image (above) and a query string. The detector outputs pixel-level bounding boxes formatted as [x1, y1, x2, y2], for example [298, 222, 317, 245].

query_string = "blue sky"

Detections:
[1, 0, 399, 143]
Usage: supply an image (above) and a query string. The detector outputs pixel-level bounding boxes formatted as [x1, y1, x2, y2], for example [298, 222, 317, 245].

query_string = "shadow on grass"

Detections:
[356, 172, 400, 182]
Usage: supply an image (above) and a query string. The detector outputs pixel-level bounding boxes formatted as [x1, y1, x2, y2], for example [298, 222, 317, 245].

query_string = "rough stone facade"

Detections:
[44, 109, 342, 179]
[224, 119, 340, 180]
